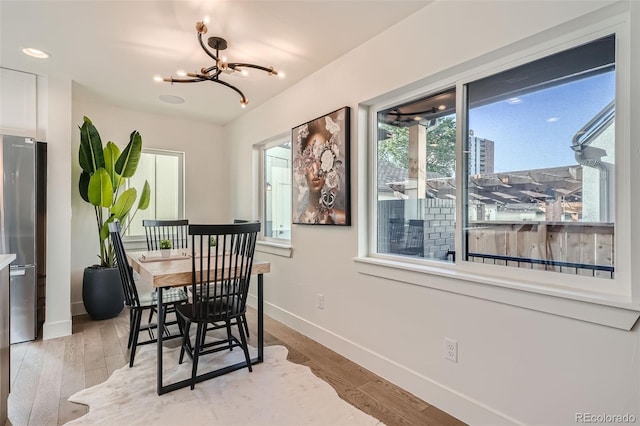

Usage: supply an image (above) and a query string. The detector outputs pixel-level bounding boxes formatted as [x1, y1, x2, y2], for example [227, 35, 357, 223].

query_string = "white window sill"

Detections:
[257, 240, 292, 258]
[354, 256, 640, 330]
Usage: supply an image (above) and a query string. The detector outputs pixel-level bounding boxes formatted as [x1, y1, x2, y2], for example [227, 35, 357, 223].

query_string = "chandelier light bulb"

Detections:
[203, 16, 210, 24]
[176, 70, 187, 77]
[152, 75, 163, 82]
[240, 99, 248, 108]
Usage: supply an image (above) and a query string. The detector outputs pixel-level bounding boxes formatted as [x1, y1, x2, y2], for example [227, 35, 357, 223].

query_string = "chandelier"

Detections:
[159, 20, 283, 108]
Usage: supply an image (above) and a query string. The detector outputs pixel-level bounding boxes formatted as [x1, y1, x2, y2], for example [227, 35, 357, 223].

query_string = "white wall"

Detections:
[70, 99, 228, 315]
[39, 75, 74, 340]
[225, 1, 639, 425]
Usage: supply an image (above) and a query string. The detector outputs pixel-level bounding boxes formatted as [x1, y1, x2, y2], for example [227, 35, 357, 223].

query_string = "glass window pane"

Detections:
[464, 35, 615, 278]
[126, 150, 184, 237]
[264, 142, 291, 240]
[376, 88, 456, 261]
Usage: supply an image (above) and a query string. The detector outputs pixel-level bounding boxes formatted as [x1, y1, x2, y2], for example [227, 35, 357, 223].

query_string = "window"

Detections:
[365, 21, 637, 328]
[125, 149, 184, 237]
[376, 88, 457, 261]
[371, 35, 618, 279]
[263, 139, 291, 241]
[464, 35, 616, 278]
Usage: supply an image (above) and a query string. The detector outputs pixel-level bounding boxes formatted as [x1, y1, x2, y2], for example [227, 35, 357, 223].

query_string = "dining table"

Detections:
[127, 249, 271, 395]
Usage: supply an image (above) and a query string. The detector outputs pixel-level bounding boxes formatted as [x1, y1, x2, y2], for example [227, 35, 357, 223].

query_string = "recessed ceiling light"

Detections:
[159, 95, 185, 104]
[437, 104, 446, 110]
[22, 47, 49, 59]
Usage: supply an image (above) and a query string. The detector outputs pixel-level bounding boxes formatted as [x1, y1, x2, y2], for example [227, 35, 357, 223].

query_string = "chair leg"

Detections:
[242, 314, 250, 338]
[179, 320, 192, 364]
[127, 309, 135, 349]
[129, 309, 143, 367]
[175, 305, 185, 337]
[191, 323, 206, 390]
[226, 321, 233, 351]
[200, 323, 207, 348]
[237, 319, 252, 373]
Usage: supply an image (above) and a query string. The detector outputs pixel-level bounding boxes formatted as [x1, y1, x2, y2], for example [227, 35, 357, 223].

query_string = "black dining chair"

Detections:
[177, 221, 260, 390]
[143, 219, 189, 324]
[109, 221, 188, 367]
[143, 219, 189, 250]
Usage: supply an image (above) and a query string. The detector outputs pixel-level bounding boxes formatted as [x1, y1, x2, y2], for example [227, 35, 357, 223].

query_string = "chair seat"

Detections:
[176, 299, 244, 322]
[138, 288, 188, 307]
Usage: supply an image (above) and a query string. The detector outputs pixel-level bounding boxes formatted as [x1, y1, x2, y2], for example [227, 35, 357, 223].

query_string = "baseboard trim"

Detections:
[42, 319, 72, 340]
[247, 295, 520, 425]
[72, 300, 87, 316]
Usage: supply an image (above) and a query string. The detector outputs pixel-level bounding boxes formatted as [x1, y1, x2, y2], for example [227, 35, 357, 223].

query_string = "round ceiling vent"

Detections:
[159, 95, 185, 104]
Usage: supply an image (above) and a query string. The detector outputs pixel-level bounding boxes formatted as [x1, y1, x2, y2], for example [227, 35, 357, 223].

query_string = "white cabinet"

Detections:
[0, 68, 37, 137]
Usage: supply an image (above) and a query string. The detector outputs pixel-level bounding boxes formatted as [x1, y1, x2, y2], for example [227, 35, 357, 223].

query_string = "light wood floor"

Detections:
[8, 309, 465, 426]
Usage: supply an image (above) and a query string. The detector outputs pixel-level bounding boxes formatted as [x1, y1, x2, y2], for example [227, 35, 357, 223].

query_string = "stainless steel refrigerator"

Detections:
[0, 135, 46, 344]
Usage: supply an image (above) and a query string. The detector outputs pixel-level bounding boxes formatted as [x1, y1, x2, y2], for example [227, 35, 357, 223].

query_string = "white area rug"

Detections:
[66, 344, 384, 425]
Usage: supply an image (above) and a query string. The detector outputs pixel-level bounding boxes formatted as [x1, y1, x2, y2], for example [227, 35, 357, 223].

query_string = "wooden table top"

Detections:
[127, 250, 271, 288]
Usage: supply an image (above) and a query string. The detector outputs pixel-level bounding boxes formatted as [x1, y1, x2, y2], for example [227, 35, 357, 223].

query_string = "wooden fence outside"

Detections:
[466, 221, 614, 278]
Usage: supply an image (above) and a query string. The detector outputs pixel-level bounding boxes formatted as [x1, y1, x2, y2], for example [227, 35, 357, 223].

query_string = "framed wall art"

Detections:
[292, 106, 351, 226]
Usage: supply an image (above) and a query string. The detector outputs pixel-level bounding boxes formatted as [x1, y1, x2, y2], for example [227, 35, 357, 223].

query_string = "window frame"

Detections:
[255, 133, 293, 257]
[359, 14, 639, 329]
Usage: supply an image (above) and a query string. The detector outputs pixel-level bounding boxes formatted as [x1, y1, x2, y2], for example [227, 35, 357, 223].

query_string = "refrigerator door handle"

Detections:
[10, 269, 25, 276]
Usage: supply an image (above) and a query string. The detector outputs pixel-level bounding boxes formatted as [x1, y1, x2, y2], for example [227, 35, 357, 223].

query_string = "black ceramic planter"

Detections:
[82, 266, 125, 320]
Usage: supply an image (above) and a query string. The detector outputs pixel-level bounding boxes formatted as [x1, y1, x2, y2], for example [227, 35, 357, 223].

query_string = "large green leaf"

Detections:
[79, 171, 90, 202]
[88, 168, 113, 207]
[78, 117, 105, 173]
[115, 130, 142, 178]
[138, 180, 151, 210]
[100, 215, 116, 242]
[103, 141, 123, 189]
[111, 187, 137, 220]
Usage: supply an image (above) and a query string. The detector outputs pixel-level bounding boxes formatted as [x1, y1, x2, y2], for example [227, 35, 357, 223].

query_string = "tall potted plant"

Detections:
[78, 116, 150, 320]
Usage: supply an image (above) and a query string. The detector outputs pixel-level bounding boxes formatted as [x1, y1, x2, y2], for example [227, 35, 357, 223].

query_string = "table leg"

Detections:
[258, 273, 264, 362]
[157, 287, 164, 395]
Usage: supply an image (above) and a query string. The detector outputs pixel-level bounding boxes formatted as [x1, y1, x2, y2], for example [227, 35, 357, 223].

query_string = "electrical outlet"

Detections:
[444, 338, 458, 362]
[317, 294, 325, 309]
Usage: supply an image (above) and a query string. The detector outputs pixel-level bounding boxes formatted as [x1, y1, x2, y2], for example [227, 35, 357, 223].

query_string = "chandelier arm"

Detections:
[164, 77, 207, 83]
[213, 79, 248, 104]
[202, 66, 222, 77]
[197, 32, 219, 62]
[229, 63, 278, 75]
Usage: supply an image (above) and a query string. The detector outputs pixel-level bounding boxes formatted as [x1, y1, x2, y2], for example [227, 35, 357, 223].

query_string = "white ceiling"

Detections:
[1, 0, 430, 125]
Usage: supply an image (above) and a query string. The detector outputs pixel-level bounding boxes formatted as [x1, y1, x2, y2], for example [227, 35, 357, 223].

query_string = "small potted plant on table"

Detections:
[160, 239, 172, 257]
